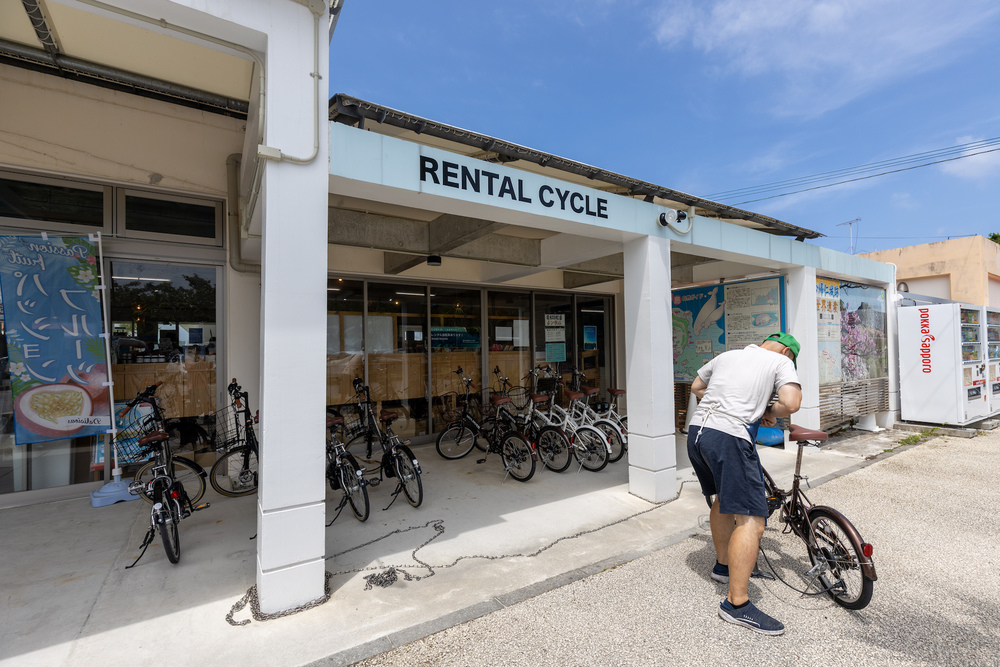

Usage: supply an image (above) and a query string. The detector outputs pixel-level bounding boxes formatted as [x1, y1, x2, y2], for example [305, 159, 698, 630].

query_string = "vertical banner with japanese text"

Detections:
[0, 235, 112, 445]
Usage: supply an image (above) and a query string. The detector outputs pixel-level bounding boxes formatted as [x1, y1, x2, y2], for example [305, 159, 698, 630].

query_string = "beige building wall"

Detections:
[863, 236, 1000, 306]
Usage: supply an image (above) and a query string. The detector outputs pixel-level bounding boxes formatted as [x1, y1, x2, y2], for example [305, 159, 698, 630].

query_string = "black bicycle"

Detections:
[209, 379, 260, 497]
[348, 378, 424, 508]
[326, 410, 370, 521]
[436, 368, 537, 482]
[123, 382, 209, 565]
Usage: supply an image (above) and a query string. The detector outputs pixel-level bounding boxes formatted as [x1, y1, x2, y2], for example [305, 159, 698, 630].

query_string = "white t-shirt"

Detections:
[689, 344, 801, 443]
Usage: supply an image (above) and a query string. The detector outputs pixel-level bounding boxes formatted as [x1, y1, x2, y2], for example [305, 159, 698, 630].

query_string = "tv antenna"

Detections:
[837, 218, 861, 254]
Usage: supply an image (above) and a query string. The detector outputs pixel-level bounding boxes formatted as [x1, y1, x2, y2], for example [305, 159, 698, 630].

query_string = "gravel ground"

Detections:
[351, 433, 1000, 666]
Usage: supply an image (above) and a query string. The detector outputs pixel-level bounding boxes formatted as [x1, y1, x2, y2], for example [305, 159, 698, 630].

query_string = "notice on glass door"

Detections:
[724, 278, 783, 350]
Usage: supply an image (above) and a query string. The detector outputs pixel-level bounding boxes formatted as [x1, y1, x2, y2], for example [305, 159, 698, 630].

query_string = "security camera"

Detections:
[657, 210, 687, 227]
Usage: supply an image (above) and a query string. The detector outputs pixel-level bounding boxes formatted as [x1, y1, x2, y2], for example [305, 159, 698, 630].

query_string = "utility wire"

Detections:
[708, 137, 1000, 203]
[727, 146, 1000, 205]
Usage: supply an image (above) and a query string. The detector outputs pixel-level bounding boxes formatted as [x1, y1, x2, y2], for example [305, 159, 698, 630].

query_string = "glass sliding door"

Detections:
[366, 283, 428, 437]
[487, 291, 532, 395]
[534, 293, 575, 401]
[577, 296, 613, 393]
[326, 278, 364, 435]
[430, 287, 482, 429]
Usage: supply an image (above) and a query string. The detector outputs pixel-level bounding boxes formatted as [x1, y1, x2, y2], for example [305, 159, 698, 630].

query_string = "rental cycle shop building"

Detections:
[0, 0, 896, 616]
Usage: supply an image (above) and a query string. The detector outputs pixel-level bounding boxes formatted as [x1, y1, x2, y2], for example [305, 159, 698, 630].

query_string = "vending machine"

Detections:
[986, 308, 1000, 415]
[898, 303, 989, 425]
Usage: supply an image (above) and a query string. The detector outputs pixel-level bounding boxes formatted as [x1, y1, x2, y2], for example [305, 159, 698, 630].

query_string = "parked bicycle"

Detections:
[529, 366, 609, 472]
[729, 424, 877, 609]
[568, 367, 627, 463]
[436, 367, 538, 482]
[209, 379, 260, 497]
[347, 378, 424, 508]
[122, 382, 210, 565]
[326, 411, 370, 522]
[491, 366, 572, 472]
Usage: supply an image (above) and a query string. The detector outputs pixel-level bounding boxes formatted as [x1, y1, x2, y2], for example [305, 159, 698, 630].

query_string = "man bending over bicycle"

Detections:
[687, 332, 802, 636]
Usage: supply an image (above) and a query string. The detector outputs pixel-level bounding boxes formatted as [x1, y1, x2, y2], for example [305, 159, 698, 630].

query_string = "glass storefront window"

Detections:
[534, 293, 575, 401]
[840, 284, 888, 381]
[577, 296, 612, 393]
[108, 261, 217, 473]
[326, 278, 365, 436]
[431, 287, 482, 427]
[366, 284, 429, 438]
[487, 292, 531, 396]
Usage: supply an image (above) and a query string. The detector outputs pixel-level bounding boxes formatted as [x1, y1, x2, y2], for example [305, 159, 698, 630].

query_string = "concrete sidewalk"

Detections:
[0, 426, 949, 666]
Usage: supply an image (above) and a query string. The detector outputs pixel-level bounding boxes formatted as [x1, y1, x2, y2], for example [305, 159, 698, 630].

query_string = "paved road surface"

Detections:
[350, 434, 1000, 667]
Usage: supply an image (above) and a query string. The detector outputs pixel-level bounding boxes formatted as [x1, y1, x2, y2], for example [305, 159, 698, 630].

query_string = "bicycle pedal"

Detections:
[192, 503, 210, 512]
[368, 477, 381, 487]
[476, 458, 486, 464]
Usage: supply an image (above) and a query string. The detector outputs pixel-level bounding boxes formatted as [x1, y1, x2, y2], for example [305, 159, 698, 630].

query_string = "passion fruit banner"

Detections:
[0, 235, 112, 445]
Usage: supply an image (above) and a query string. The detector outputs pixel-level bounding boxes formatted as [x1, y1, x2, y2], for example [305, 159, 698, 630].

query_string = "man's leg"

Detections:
[709, 496, 734, 566]
[726, 514, 765, 606]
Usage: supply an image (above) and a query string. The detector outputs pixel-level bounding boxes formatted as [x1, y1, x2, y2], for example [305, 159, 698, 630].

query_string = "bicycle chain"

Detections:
[226, 480, 696, 625]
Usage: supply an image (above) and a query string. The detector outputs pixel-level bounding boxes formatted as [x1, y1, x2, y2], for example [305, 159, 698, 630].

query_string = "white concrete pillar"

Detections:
[785, 266, 820, 430]
[879, 272, 900, 428]
[623, 235, 675, 502]
[255, 5, 329, 614]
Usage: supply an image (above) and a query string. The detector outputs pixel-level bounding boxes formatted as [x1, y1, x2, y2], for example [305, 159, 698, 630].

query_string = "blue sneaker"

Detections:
[711, 562, 729, 583]
[718, 599, 785, 635]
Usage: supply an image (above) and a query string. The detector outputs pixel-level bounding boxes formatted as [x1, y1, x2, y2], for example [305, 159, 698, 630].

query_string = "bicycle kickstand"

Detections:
[125, 526, 157, 569]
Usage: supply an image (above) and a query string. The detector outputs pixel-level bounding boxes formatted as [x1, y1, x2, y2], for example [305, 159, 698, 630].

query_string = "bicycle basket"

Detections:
[211, 402, 245, 452]
[112, 404, 157, 464]
[535, 377, 557, 394]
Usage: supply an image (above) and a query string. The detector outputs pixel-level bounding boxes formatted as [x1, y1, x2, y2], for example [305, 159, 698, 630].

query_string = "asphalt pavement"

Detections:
[349, 430, 1000, 667]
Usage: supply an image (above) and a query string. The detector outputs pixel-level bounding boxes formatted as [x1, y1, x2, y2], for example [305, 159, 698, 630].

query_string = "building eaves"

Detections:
[329, 93, 822, 240]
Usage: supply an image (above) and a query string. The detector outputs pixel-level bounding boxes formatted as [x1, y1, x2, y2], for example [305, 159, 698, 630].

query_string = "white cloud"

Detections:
[891, 192, 917, 209]
[939, 136, 1000, 180]
[652, 0, 1000, 117]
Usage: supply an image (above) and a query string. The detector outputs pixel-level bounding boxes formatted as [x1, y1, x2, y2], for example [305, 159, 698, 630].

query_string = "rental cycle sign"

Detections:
[0, 235, 112, 445]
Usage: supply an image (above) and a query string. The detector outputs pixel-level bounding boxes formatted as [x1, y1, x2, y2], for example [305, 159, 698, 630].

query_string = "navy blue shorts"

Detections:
[687, 425, 768, 517]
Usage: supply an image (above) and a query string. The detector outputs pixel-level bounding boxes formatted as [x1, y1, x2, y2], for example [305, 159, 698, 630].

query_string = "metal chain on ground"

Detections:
[226, 570, 333, 626]
[226, 479, 697, 625]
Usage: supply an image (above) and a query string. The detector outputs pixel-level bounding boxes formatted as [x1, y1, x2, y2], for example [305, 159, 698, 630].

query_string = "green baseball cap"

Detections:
[765, 332, 800, 368]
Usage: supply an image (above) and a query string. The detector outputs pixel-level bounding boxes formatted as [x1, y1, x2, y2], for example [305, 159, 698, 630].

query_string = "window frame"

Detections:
[116, 188, 224, 246]
[0, 170, 112, 235]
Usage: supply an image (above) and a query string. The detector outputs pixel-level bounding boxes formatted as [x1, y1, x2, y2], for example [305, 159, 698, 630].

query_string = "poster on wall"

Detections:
[672, 277, 785, 382]
[817, 278, 842, 384]
[0, 235, 112, 445]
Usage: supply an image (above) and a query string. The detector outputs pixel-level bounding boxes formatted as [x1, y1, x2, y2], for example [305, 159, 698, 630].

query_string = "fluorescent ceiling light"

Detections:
[112, 276, 170, 282]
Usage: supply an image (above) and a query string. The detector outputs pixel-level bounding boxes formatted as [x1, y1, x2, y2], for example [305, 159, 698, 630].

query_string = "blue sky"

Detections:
[329, 0, 1000, 255]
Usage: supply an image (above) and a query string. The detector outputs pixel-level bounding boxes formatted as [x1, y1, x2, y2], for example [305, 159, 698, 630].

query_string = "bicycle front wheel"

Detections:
[808, 508, 874, 610]
[536, 425, 572, 472]
[572, 426, 609, 472]
[340, 453, 370, 522]
[500, 432, 536, 482]
[134, 457, 206, 505]
[436, 423, 477, 459]
[393, 444, 423, 507]
[210, 446, 259, 497]
[595, 419, 626, 463]
[154, 486, 181, 564]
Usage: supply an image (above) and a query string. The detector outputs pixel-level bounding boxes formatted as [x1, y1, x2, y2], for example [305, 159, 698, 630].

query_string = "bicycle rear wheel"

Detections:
[807, 508, 874, 610]
[134, 457, 206, 505]
[393, 444, 423, 507]
[535, 425, 572, 472]
[572, 426, 609, 472]
[436, 423, 477, 459]
[210, 446, 258, 497]
[340, 453, 370, 522]
[500, 432, 536, 482]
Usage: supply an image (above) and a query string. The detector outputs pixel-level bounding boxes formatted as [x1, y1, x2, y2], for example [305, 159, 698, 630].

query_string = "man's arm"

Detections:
[691, 375, 707, 401]
[761, 382, 802, 426]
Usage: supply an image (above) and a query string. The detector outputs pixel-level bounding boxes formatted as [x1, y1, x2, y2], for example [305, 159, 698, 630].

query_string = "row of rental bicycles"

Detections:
[118, 372, 876, 613]
[434, 365, 629, 482]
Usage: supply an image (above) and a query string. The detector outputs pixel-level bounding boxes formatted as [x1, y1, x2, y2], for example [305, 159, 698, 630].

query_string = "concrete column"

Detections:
[623, 235, 675, 502]
[785, 266, 820, 430]
[255, 7, 329, 614]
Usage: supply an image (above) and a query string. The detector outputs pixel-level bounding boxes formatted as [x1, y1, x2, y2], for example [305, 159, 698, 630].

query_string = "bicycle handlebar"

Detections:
[117, 381, 163, 418]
